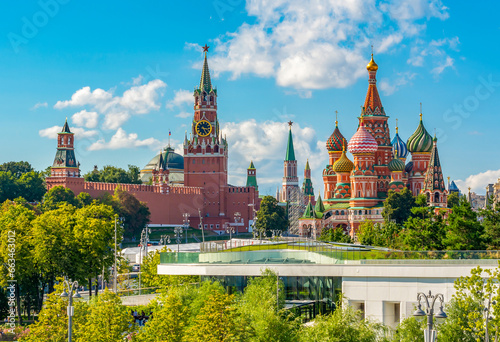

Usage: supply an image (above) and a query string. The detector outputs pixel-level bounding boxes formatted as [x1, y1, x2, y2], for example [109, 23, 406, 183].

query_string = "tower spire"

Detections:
[285, 121, 296, 161]
[199, 44, 212, 93]
[335, 110, 338, 126]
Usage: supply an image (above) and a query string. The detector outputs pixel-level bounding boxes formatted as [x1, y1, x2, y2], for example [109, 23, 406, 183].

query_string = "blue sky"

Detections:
[0, 0, 499, 195]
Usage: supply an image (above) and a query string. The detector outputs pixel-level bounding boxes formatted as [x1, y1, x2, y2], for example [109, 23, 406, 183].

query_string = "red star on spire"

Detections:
[288, 120, 293, 127]
[202, 44, 209, 52]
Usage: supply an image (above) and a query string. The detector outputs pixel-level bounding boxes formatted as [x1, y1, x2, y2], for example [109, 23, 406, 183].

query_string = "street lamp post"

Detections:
[233, 212, 241, 235]
[113, 215, 121, 294]
[60, 278, 81, 342]
[198, 209, 205, 243]
[225, 223, 235, 249]
[413, 290, 447, 342]
[183, 213, 190, 244]
[174, 226, 183, 253]
[160, 234, 171, 245]
[138, 228, 149, 296]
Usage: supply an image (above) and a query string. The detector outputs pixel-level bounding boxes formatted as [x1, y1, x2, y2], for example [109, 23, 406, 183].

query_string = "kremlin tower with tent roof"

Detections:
[298, 53, 448, 238]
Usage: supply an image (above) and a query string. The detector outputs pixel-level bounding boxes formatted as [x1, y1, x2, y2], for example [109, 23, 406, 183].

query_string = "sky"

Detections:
[0, 0, 499, 195]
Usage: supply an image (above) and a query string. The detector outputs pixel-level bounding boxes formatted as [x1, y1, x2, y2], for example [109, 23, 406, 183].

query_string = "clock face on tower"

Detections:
[195, 120, 212, 137]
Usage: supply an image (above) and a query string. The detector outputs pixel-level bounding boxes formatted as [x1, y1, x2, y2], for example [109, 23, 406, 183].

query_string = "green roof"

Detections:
[248, 161, 255, 169]
[302, 201, 316, 218]
[315, 195, 325, 212]
[324, 202, 350, 210]
[199, 51, 212, 93]
[61, 119, 71, 133]
[285, 128, 296, 161]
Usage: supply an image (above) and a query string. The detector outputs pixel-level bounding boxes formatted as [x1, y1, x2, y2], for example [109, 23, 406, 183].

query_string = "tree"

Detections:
[357, 220, 383, 246]
[0, 201, 39, 324]
[0, 171, 19, 203]
[443, 196, 485, 250]
[75, 290, 132, 342]
[0, 161, 33, 178]
[185, 291, 239, 342]
[382, 188, 416, 224]
[298, 300, 389, 342]
[140, 247, 198, 289]
[401, 207, 446, 251]
[17, 171, 46, 202]
[72, 203, 117, 296]
[237, 268, 299, 342]
[319, 225, 353, 244]
[41, 185, 79, 211]
[76, 192, 93, 207]
[256, 196, 287, 237]
[98, 187, 150, 238]
[84, 165, 142, 184]
[133, 288, 188, 342]
[447, 191, 460, 208]
[481, 199, 500, 249]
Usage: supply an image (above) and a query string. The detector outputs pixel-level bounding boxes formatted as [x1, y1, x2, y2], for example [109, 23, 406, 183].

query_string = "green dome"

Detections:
[388, 158, 405, 172]
[407, 117, 433, 153]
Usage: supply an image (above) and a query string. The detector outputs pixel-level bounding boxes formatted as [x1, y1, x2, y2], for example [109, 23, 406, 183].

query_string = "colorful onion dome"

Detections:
[405, 161, 413, 173]
[348, 121, 378, 154]
[333, 147, 354, 173]
[407, 114, 433, 153]
[326, 123, 346, 152]
[391, 130, 409, 160]
[388, 157, 405, 172]
[366, 54, 378, 72]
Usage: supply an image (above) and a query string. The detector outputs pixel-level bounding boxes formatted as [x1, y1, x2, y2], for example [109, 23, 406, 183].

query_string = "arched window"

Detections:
[341, 210, 344, 215]
[335, 210, 339, 215]
[434, 192, 440, 203]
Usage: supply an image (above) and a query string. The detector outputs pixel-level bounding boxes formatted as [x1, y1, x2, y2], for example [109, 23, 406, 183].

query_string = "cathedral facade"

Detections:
[296, 54, 448, 238]
[46, 47, 260, 233]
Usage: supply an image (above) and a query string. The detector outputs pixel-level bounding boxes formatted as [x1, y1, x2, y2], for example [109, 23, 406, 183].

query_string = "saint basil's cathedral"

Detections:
[289, 54, 448, 237]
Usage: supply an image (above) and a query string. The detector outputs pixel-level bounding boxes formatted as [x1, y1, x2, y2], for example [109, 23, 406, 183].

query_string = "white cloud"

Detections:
[204, 0, 452, 92]
[132, 75, 144, 86]
[88, 128, 160, 151]
[71, 110, 99, 129]
[39, 125, 98, 139]
[222, 119, 327, 193]
[54, 80, 166, 128]
[31, 102, 48, 110]
[455, 170, 500, 194]
[431, 56, 454, 76]
[166, 89, 193, 109]
[379, 72, 417, 95]
[175, 111, 191, 118]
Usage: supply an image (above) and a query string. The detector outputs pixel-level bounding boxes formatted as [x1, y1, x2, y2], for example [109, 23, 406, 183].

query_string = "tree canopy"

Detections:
[256, 196, 287, 237]
[84, 164, 142, 184]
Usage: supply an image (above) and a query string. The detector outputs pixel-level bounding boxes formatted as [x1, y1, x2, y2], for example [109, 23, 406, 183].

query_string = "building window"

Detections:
[193, 160, 195, 164]
[210, 224, 214, 229]
[204, 224, 208, 229]
[216, 224, 219, 229]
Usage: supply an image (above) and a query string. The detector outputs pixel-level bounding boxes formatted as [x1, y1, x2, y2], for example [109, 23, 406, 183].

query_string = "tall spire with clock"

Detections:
[184, 45, 228, 194]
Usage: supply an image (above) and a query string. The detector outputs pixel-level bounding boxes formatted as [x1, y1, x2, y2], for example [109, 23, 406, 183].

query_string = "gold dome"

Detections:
[333, 149, 354, 173]
[366, 54, 378, 72]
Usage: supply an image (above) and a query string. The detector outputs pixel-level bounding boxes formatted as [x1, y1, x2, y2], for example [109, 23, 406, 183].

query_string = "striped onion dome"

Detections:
[348, 121, 378, 154]
[407, 116, 433, 153]
[333, 148, 354, 173]
[391, 132, 409, 160]
[388, 158, 405, 172]
[405, 161, 413, 173]
[326, 123, 346, 152]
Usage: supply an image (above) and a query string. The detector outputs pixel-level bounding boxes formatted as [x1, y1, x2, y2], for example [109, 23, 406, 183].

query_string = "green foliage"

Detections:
[76, 192, 93, 207]
[357, 220, 382, 246]
[0, 287, 8, 320]
[443, 196, 485, 250]
[401, 207, 445, 251]
[299, 302, 389, 342]
[480, 199, 500, 249]
[256, 196, 287, 237]
[99, 187, 150, 238]
[319, 225, 353, 244]
[41, 186, 79, 211]
[382, 188, 415, 224]
[76, 290, 132, 342]
[140, 247, 198, 288]
[185, 290, 239, 342]
[237, 268, 299, 342]
[84, 165, 142, 184]
[391, 316, 425, 342]
[133, 288, 188, 342]
[447, 191, 460, 208]
[0, 161, 33, 178]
